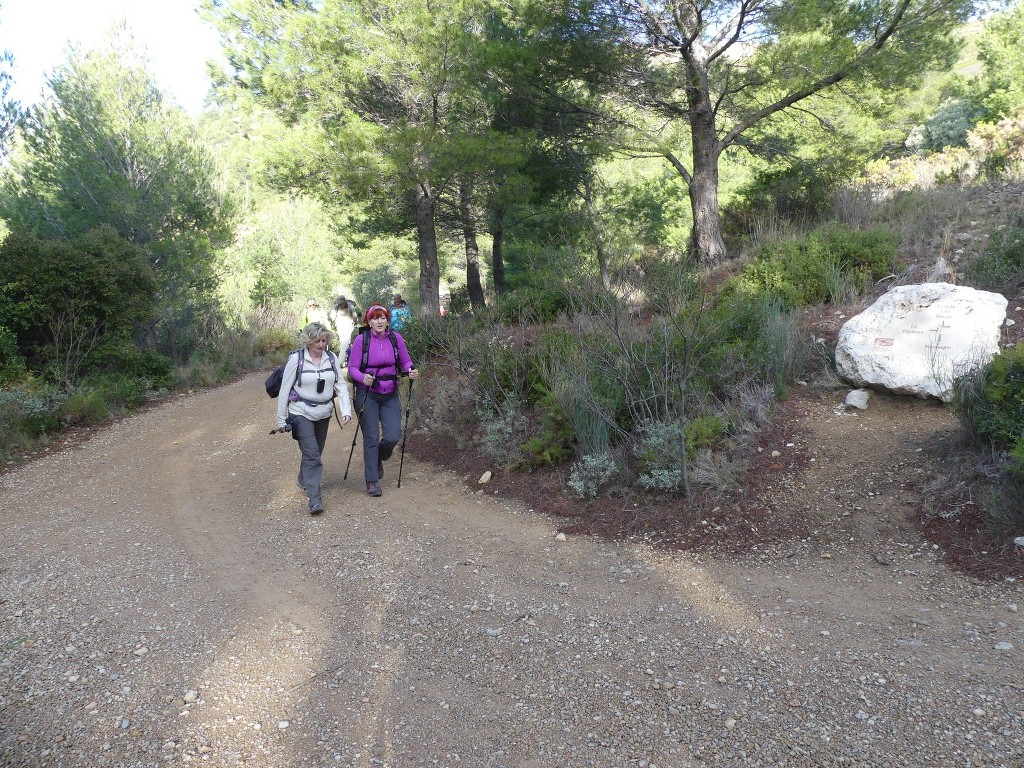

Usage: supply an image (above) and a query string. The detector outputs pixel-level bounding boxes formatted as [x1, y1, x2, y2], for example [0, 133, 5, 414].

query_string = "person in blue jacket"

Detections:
[389, 293, 412, 331]
[348, 304, 419, 497]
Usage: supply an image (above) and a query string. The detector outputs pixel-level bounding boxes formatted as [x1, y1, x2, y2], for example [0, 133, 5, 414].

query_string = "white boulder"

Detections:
[844, 388, 871, 410]
[835, 283, 1007, 402]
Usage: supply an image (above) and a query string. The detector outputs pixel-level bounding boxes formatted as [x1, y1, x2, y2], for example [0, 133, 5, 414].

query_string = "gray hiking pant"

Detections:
[292, 414, 330, 510]
[356, 390, 401, 483]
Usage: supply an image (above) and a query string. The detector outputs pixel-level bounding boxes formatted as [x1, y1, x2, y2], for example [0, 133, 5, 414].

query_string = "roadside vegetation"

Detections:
[1, 1, 1023, 565]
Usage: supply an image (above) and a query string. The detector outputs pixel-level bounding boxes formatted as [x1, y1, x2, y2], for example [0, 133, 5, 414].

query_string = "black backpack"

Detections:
[265, 349, 303, 398]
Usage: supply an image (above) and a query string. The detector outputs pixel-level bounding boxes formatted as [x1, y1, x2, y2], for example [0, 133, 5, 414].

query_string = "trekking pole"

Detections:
[343, 391, 366, 480]
[396, 374, 415, 489]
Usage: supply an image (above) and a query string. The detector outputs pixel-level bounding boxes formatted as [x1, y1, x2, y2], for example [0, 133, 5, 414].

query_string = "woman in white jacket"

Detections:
[275, 322, 352, 515]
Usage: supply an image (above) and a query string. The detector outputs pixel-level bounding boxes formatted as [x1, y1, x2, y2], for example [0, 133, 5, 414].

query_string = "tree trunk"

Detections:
[490, 205, 506, 295]
[688, 119, 727, 267]
[583, 177, 611, 290]
[414, 182, 441, 316]
[686, 60, 729, 268]
[460, 179, 486, 309]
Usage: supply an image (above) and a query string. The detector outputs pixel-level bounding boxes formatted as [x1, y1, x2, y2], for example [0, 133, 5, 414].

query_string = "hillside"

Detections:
[407, 181, 1024, 581]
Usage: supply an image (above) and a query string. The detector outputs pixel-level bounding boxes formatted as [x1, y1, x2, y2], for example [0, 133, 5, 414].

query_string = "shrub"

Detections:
[0, 385, 64, 443]
[633, 419, 684, 492]
[685, 415, 728, 455]
[61, 389, 111, 426]
[0, 325, 26, 386]
[476, 338, 545, 415]
[518, 391, 574, 469]
[723, 156, 857, 234]
[723, 223, 899, 309]
[952, 346, 1024, 537]
[478, 400, 528, 468]
[352, 263, 401, 310]
[964, 225, 1024, 293]
[0, 227, 157, 361]
[446, 285, 474, 317]
[85, 340, 175, 390]
[254, 327, 297, 359]
[567, 452, 620, 499]
[80, 373, 149, 411]
[908, 98, 984, 153]
[951, 344, 1024, 451]
[495, 284, 570, 325]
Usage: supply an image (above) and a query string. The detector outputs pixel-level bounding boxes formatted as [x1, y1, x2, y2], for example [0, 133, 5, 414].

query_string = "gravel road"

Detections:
[1, 372, 1022, 767]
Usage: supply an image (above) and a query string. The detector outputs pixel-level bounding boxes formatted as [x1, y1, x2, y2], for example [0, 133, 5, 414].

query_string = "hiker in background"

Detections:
[299, 297, 328, 329]
[275, 322, 352, 516]
[348, 304, 418, 497]
[390, 293, 412, 331]
[330, 296, 359, 344]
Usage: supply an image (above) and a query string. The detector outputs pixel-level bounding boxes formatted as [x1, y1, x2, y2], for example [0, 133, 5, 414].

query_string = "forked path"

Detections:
[1, 373, 1021, 767]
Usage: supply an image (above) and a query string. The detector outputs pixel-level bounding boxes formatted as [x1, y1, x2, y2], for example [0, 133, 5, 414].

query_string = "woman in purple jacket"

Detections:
[348, 304, 419, 496]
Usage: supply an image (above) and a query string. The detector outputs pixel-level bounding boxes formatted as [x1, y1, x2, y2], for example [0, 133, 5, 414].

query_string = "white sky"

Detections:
[2, 0, 225, 115]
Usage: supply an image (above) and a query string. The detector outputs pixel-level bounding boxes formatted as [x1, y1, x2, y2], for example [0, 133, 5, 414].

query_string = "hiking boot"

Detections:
[366, 481, 383, 497]
[310, 503, 324, 516]
[377, 460, 384, 479]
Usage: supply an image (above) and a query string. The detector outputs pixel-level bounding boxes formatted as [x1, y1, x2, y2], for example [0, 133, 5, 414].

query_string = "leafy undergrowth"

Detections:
[407, 395, 813, 554]
[407, 379, 1024, 582]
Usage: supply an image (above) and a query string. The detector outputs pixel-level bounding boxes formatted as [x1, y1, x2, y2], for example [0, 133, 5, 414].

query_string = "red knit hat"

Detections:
[364, 304, 391, 324]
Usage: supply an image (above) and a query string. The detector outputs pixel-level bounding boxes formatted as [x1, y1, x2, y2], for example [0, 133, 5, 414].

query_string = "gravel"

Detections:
[1, 373, 1022, 767]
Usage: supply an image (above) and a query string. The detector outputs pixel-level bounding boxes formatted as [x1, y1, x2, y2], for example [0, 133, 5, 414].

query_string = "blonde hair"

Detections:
[299, 322, 332, 348]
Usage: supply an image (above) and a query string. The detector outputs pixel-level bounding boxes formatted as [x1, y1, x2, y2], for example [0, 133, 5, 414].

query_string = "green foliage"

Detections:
[0, 45, 17, 155]
[964, 224, 1024, 293]
[601, 161, 691, 254]
[352, 263, 402, 311]
[0, 227, 157, 379]
[906, 98, 984, 153]
[61, 389, 111, 426]
[952, 342, 1024, 538]
[254, 328, 297, 358]
[633, 420, 683, 492]
[976, 3, 1024, 119]
[567, 452, 619, 499]
[951, 344, 1024, 451]
[685, 415, 727, 455]
[79, 372, 150, 411]
[725, 156, 860, 233]
[723, 223, 899, 308]
[479, 401, 527, 468]
[495, 276, 571, 325]
[0, 32, 232, 363]
[446, 286, 475, 318]
[420, 268, 804, 495]
[85, 341, 175, 390]
[0, 324, 25, 386]
[475, 340, 545, 415]
[978, 473, 1024, 539]
[518, 390, 574, 470]
[0, 383, 64, 451]
[968, 112, 1024, 181]
[59, 367, 165, 427]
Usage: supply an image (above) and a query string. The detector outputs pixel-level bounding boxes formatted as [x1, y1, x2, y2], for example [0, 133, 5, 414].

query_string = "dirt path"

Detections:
[1, 373, 1022, 767]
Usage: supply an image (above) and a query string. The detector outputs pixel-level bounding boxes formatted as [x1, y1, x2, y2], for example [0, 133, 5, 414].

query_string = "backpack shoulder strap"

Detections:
[386, 330, 402, 368]
[293, 348, 304, 392]
[359, 327, 371, 373]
